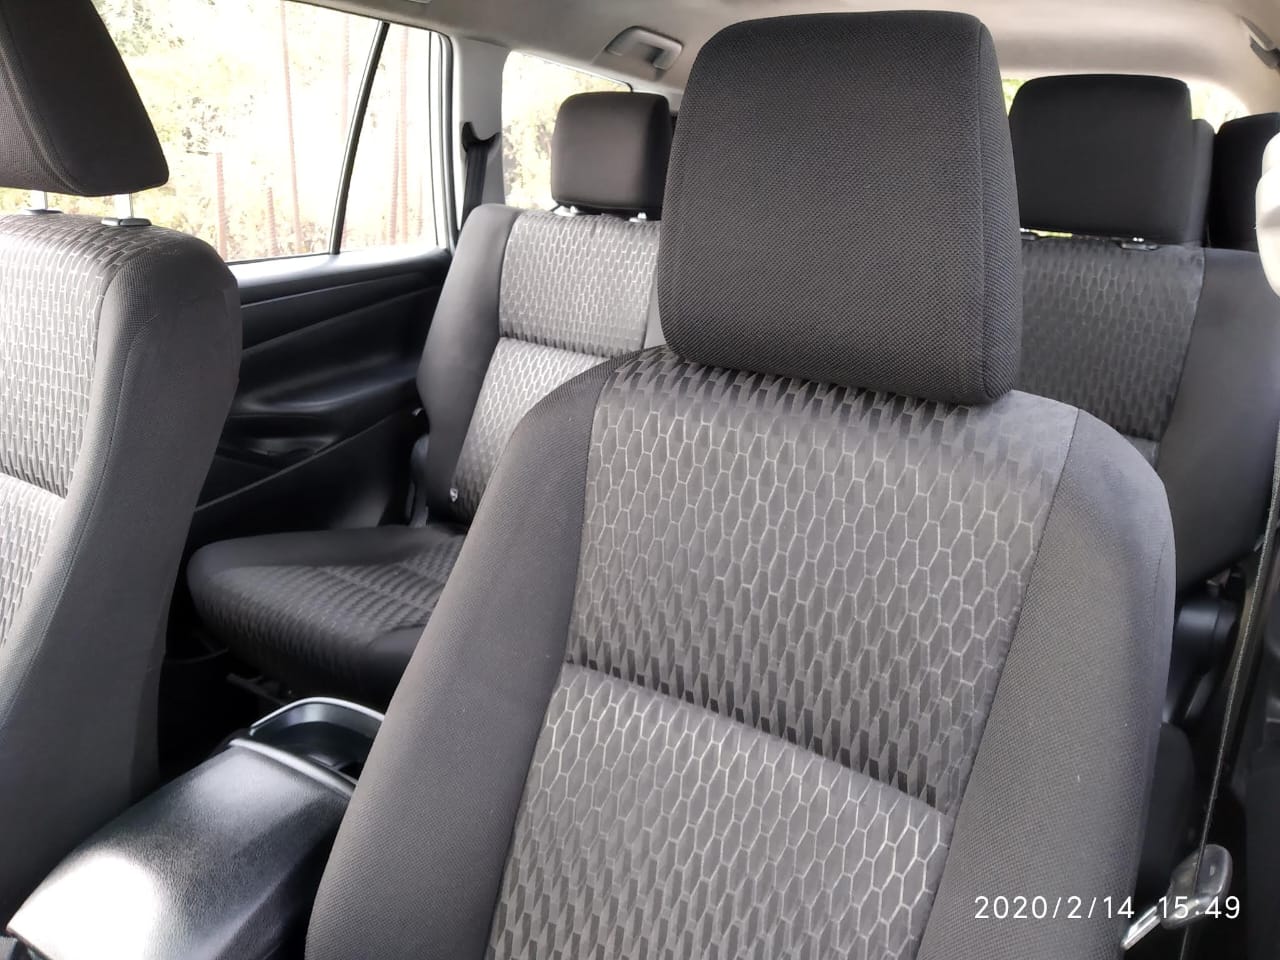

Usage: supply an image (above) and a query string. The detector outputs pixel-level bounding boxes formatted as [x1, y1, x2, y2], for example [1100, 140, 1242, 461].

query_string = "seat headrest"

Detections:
[1209, 112, 1280, 251]
[551, 91, 671, 218]
[0, 0, 167, 196]
[1187, 119, 1214, 243]
[657, 12, 1020, 404]
[1010, 75, 1201, 244]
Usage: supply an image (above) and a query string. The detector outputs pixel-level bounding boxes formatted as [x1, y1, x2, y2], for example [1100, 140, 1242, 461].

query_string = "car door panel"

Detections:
[193, 247, 449, 548]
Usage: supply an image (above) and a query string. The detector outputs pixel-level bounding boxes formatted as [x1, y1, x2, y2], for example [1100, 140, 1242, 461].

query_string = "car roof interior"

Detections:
[325, 0, 1280, 110]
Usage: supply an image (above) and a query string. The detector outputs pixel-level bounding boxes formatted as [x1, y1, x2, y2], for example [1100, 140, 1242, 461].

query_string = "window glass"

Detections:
[113, 0, 370, 261]
[0, 2, 456, 262]
[1001, 76, 1246, 129]
[342, 24, 449, 251]
[501, 52, 628, 209]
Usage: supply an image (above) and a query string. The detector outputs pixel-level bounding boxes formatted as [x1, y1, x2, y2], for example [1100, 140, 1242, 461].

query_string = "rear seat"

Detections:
[1010, 75, 1280, 594]
[1209, 112, 1280, 250]
[1010, 74, 1280, 894]
[188, 91, 672, 704]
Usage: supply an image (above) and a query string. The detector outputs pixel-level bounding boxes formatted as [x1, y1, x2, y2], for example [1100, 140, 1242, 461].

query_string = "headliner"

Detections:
[309, 0, 1280, 111]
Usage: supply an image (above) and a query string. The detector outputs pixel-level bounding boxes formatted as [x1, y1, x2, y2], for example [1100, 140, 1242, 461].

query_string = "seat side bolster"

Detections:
[1158, 248, 1280, 588]
[918, 410, 1175, 959]
[417, 203, 521, 517]
[306, 357, 621, 960]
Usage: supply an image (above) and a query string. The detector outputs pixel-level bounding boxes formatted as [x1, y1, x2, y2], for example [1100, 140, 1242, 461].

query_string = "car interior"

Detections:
[3, 0, 1280, 956]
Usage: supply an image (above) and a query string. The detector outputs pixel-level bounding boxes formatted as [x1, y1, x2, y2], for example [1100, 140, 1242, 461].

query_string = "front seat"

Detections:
[302, 13, 1174, 959]
[0, 0, 240, 916]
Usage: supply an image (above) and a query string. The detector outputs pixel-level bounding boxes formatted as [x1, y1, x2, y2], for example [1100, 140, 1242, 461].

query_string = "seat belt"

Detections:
[459, 122, 498, 229]
[1175, 421, 1280, 958]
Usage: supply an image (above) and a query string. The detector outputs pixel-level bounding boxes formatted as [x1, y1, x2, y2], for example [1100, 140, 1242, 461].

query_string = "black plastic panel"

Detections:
[8, 745, 349, 960]
[196, 246, 449, 533]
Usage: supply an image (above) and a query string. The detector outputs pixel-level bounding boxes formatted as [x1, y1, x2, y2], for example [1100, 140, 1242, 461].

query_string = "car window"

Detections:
[502, 52, 628, 210]
[0, 1, 449, 263]
[342, 24, 451, 251]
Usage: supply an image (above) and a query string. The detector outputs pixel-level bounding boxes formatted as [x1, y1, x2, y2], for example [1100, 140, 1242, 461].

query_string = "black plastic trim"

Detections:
[330, 22, 389, 255]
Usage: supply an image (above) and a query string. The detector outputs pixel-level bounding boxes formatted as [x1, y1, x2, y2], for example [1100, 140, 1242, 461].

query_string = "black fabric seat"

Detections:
[300, 14, 1174, 959]
[0, 0, 240, 915]
[188, 91, 672, 704]
[1010, 76, 1280, 896]
[1011, 75, 1280, 593]
[1209, 111, 1280, 251]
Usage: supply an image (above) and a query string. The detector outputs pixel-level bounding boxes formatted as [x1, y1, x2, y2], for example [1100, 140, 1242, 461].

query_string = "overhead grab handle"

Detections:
[605, 27, 683, 73]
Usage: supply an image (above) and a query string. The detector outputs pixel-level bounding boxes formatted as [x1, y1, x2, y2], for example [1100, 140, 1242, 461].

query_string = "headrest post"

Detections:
[28, 190, 49, 212]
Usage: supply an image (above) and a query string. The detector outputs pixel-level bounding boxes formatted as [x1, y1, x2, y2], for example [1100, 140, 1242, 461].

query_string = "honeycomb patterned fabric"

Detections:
[568, 348, 1076, 817]
[498, 211, 659, 356]
[0, 475, 61, 646]
[450, 211, 661, 520]
[0, 214, 168, 498]
[452, 339, 602, 519]
[198, 525, 466, 683]
[489, 666, 949, 960]
[0, 215, 184, 650]
[1020, 236, 1203, 443]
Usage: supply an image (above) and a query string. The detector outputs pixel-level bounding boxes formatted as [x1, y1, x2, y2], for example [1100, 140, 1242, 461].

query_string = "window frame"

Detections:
[329, 21, 456, 258]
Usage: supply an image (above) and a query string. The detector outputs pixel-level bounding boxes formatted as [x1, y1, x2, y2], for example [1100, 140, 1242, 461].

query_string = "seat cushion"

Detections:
[188, 523, 466, 704]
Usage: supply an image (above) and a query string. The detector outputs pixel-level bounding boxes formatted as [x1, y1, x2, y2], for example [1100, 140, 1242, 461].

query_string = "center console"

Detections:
[6, 698, 381, 960]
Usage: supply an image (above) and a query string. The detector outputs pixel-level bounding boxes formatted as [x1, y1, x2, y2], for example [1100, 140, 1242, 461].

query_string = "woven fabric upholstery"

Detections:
[191, 209, 662, 700]
[190, 523, 468, 699]
[657, 13, 1020, 403]
[1020, 237, 1201, 443]
[0, 474, 60, 646]
[301, 15, 1175, 960]
[488, 345, 1078, 959]
[0, 209, 239, 915]
[498, 212, 659, 357]
[0, 213, 228, 655]
[567, 348, 1074, 815]
[452, 339, 600, 517]
[489, 665, 949, 960]
[0, 213, 171, 497]
[0, 0, 167, 195]
[449, 210, 660, 518]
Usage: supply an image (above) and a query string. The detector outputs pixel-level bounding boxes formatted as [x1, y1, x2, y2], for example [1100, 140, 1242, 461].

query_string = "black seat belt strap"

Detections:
[460, 122, 498, 229]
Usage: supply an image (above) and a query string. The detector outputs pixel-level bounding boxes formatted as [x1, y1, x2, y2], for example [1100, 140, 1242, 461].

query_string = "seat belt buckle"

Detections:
[1122, 844, 1233, 950]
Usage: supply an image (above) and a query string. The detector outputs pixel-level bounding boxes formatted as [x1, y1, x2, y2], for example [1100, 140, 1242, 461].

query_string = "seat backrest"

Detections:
[1011, 76, 1280, 589]
[416, 91, 670, 522]
[304, 14, 1173, 960]
[0, 0, 240, 915]
[1209, 111, 1280, 251]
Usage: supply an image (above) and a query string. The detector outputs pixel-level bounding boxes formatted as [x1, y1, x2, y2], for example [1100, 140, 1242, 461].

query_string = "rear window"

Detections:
[501, 52, 628, 210]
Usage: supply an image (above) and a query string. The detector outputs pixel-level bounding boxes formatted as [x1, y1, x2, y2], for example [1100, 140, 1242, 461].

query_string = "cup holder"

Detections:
[242, 697, 384, 781]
